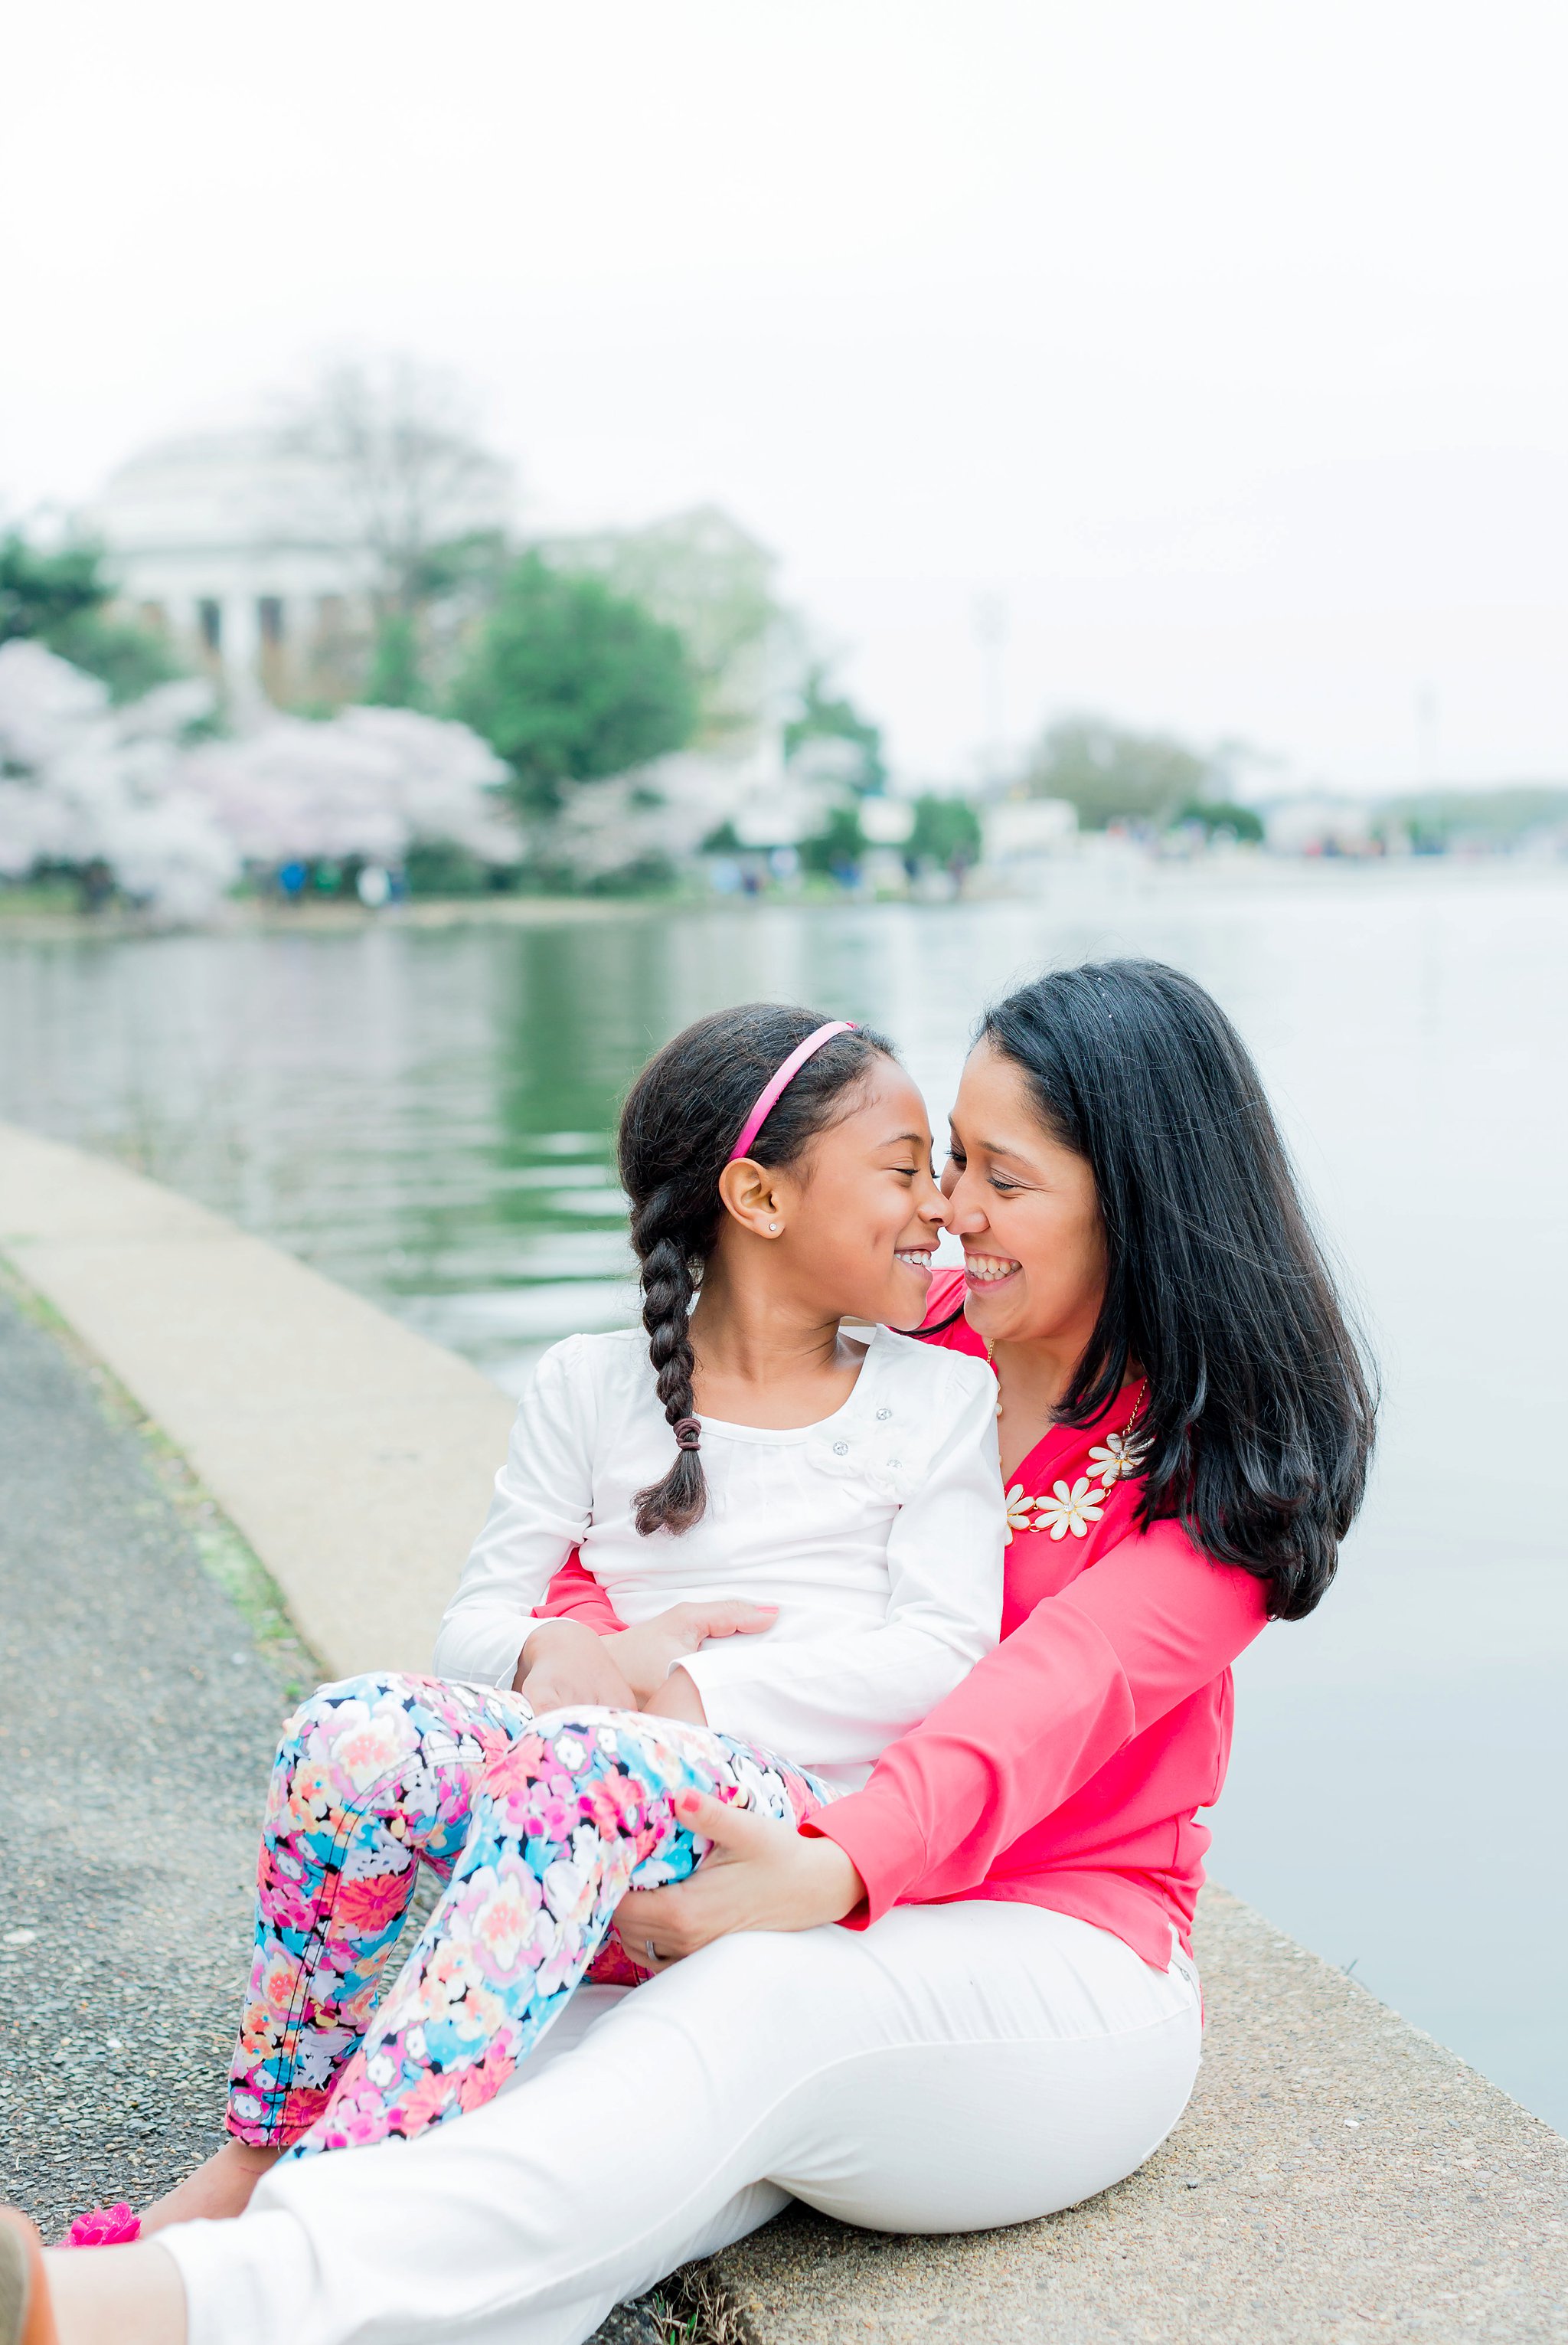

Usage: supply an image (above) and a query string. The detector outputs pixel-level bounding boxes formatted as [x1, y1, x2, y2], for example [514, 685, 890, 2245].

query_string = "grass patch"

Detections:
[642, 2262, 750, 2345]
[0, 881, 81, 918]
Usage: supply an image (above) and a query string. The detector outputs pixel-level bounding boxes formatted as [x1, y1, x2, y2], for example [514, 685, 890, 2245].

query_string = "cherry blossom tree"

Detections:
[0, 640, 237, 918]
[181, 705, 518, 868]
[0, 640, 520, 917]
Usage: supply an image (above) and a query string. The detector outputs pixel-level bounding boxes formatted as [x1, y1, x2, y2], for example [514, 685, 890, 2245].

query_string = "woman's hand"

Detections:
[603, 1601, 777, 1707]
[614, 1791, 865, 1965]
[515, 1618, 637, 1712]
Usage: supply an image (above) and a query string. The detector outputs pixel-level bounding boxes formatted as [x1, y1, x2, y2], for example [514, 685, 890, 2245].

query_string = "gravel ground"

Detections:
[0, 1283, 317, 2236]
[0, 1281, 698, 2340]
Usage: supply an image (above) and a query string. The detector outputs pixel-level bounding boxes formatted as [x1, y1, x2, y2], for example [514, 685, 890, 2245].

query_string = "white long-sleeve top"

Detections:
[434, 1324, 1005, 1794]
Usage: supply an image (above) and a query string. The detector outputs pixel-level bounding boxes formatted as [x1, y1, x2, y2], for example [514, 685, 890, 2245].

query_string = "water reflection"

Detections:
[1, 868, 1563, 2128]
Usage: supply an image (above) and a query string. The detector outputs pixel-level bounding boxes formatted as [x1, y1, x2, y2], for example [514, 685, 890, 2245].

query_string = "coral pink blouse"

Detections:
[537, 1268, 1270, 1969]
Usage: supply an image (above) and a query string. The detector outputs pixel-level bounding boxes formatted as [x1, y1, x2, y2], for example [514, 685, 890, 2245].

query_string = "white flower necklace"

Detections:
[988, 1343, 1150, 1543]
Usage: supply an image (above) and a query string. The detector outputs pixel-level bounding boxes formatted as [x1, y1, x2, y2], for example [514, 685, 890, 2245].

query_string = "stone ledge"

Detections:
[717, 1887, 1568, 2341]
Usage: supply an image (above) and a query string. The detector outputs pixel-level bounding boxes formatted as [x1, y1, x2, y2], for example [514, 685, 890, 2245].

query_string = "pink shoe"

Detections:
[63, 2203, 140, 2249]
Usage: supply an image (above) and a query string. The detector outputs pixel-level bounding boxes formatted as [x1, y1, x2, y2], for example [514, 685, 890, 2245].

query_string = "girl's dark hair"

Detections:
[978, 960, 1376, 1620]
[619, 1003, 895, 1536]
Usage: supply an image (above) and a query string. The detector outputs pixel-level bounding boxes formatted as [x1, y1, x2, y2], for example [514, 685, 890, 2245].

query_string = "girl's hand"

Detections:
[603, 1601, 778, 1707]
[639, 1666, 707, 1725]
[613, 1791, 865, 1965]
[515, 1619, 638, 1712]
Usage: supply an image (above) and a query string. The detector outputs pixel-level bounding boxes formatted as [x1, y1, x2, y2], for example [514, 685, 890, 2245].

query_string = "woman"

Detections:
[12, 958, 1374, 2345]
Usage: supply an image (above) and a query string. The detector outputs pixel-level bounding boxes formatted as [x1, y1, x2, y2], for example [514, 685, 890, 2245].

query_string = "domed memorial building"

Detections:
[85, 425, 512, 709]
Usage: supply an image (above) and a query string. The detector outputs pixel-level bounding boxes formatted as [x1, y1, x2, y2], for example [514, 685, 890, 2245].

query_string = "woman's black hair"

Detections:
[619, 1003, 896, 1536]
[975, 960, 1376, 1621]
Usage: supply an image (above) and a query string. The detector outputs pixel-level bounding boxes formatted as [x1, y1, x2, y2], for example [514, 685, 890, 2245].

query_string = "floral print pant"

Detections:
[227, 1672, 825, 2154]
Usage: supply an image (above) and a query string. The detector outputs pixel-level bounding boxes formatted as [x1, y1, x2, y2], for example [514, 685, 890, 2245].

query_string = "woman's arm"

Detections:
[672, 1359, 1006, 1771]
[617, 1516, 1267, 1954]
[536, 1550, 621, 1632]
[808, 1518, 1269, 1920]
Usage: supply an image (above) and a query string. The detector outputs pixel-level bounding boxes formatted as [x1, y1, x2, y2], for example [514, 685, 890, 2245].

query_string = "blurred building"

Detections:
[87, 441, 787, 771]
[86, 432, 879, 890]
[1263, 796, 1376, 855]
[983, 794, 1078, 876]
[86, 430, 509, 706]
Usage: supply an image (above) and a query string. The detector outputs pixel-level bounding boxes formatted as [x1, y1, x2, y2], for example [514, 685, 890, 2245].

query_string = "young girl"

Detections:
[138, 1002, 1004, 2228]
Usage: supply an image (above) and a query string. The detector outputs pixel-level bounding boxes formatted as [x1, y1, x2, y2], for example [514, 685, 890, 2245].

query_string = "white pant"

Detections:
[165, 1902, 1202, 2345]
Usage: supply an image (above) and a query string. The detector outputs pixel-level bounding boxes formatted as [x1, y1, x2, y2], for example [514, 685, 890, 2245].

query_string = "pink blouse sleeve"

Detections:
[808, 1518, 1270, 1921]
[534, 1549, 625, 1633]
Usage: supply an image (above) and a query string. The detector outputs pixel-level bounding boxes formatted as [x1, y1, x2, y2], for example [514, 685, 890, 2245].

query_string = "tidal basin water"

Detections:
[2, 865, 1563, 2130]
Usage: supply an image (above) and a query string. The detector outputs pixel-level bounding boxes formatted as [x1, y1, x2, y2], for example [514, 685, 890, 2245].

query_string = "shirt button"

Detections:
[832, 1440, 849, 1456]
[876, 1406, 893, 1421]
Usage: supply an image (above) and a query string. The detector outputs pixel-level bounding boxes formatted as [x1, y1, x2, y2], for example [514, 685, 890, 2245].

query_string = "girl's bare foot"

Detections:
[138, 2143, 282, 2235]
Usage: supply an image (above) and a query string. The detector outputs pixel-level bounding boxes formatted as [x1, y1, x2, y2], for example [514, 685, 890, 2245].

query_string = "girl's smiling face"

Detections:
[940, 1040, 1107, 1352]
[724, 1055, 947, 1329]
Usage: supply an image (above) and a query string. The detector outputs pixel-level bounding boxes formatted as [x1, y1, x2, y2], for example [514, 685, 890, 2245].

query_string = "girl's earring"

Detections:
[769, 1222, 781, 1232]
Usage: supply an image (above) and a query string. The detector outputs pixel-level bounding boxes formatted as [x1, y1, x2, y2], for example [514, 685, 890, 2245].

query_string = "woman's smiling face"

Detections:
[941, 1039, 1108, 1351]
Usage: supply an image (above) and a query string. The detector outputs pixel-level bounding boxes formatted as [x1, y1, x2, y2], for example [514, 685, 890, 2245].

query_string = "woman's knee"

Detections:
[780, 2019, 1202, 2234]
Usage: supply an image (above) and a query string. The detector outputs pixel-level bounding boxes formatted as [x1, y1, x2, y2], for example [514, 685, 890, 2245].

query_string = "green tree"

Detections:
[909, 793, 982, 865]
[799, 801, 866, 877]
[363, 533, 511, 711]
[450, 553, 696, 813]
[1023, 716, 1215, 830]
[364, 611, 428, 709]
[1174, 799, 1264, 844]
[541, 507, 778, 751]
[0, 531, 181, 702]
[784, 665, 887, 794]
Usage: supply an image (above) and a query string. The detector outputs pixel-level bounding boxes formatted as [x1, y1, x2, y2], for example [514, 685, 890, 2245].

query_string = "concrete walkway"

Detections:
[2, 1123, 1565, 2340]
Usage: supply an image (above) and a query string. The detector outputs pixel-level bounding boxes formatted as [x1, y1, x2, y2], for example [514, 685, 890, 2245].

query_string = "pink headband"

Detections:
[727, 1021, 858, 1163]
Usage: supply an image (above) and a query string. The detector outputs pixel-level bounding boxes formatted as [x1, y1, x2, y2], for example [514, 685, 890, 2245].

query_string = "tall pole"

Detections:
[1416, 683, 1438, 790]
[973, 592, 1008, 792]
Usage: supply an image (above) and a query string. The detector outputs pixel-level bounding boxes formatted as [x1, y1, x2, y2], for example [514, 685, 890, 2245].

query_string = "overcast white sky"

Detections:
[5, 0, 1568, 790]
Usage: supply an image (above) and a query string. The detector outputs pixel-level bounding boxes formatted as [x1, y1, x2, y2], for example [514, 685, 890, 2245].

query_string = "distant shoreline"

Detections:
[1, 851, 1564, 946]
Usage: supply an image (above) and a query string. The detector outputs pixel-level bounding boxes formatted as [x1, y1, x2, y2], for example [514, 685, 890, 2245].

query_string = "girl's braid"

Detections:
[631, 1189, 705, 1534]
